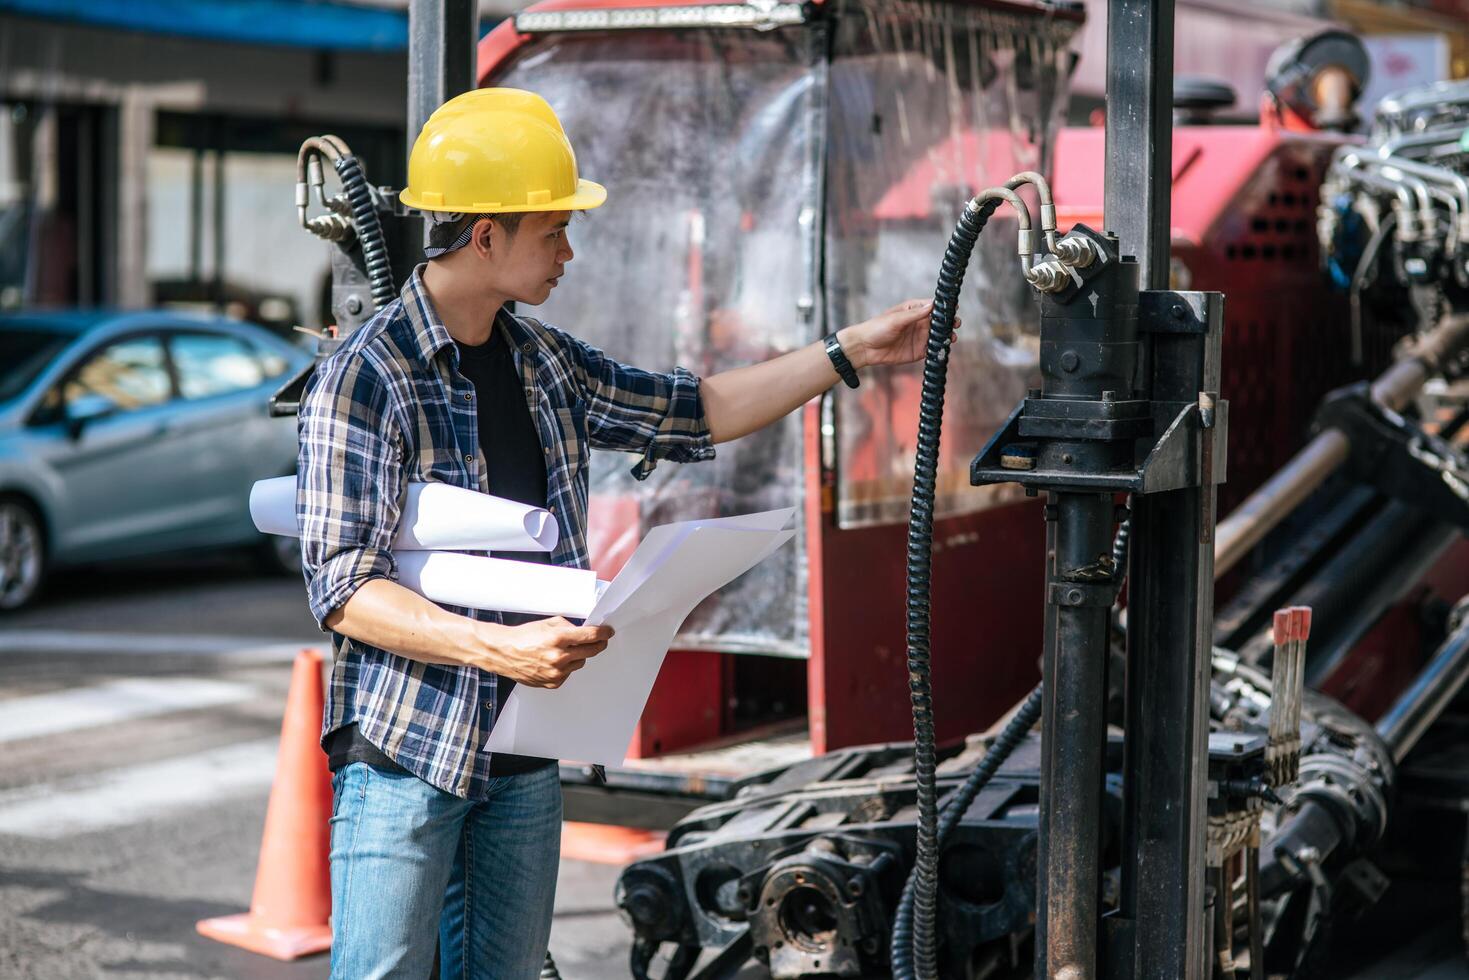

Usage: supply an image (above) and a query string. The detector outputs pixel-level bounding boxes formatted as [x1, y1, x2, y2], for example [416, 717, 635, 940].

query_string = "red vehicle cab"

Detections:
[476, 0, 1083, 767]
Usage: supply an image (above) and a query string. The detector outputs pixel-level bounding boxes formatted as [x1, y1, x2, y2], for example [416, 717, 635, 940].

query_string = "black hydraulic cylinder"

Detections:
[1038, 492, 1116, 980]
[1377, 614, 1469, 763]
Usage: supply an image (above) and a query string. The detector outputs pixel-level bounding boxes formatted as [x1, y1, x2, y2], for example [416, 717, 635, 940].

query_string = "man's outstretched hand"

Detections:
[839, 298, 962, 369]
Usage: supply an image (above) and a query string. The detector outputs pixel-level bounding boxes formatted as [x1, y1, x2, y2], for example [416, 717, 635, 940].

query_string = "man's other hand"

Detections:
[839, 298, 962, 370]
[486, 616, 614, 688]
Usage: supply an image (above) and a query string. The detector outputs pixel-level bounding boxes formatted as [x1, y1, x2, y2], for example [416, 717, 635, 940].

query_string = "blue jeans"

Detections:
[328, 761, 562, 980]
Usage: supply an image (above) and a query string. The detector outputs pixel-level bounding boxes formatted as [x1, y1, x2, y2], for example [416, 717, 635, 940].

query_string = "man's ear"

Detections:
[471, 217, 495, 257]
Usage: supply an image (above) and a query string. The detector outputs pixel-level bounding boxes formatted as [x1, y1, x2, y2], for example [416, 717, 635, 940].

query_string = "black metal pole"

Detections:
[1103, 1, 1215, 977]
[406, 0, 476, 261]
[407, 0, 476, 156]
[1103, 0, 1174, 290]
[1118, 482, 1213, 978]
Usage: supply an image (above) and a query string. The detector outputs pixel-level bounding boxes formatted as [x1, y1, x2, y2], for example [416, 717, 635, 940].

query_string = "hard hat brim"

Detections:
[400, 178, 607, 214]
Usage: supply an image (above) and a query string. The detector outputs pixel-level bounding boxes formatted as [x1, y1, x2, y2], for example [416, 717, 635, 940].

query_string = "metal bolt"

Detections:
[1171, 303, 1187, 320]
[1102, 389, 1117, 402]
[1067, 588, 1083, 604]
[345, 295, 363, 315]
[1060, 350, 1080, 372]
[1061, 453, 1074, 464]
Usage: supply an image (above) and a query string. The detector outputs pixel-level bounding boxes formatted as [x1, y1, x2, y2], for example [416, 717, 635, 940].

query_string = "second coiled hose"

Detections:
[334, 154, 397, 311]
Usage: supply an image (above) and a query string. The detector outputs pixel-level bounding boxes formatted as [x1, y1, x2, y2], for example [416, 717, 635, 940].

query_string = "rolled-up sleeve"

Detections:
[549, 326, 715, 480]
[297, 350, 405, 631]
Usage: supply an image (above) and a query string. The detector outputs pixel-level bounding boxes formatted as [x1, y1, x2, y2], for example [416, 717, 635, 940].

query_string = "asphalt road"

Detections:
[0, 554, 632, 980]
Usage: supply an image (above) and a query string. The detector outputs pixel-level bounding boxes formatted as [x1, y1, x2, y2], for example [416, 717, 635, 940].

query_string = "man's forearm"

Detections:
[325, 578, 495, 668]
[701, 326, 866, 444]
[322, 578, 613, 689]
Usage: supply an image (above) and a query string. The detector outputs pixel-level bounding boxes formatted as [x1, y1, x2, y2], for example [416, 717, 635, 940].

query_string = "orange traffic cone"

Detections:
[197, 648, 333, 959]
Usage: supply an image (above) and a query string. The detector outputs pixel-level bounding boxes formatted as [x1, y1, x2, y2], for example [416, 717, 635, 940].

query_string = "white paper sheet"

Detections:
[394, 552, 602, 620]
[250, 476, 557, 552]
[484, 510, 796, 765]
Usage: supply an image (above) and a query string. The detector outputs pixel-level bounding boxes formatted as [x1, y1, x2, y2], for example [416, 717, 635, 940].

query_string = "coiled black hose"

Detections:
[892, 195, 1004, 980]
[334, 155, 396, 311]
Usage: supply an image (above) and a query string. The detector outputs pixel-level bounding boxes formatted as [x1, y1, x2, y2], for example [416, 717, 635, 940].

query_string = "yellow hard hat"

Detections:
[399, 88, 607, 214]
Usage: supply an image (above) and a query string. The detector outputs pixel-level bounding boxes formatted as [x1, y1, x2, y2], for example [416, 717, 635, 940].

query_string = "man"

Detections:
[297, 87, 948, 979]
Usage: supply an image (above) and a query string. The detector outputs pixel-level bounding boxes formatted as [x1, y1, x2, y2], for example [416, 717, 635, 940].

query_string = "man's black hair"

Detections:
[425, 212, 526, 252]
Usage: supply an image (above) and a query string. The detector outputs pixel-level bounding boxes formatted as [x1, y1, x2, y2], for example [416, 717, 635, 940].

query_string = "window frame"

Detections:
[162, 327, 274, 402]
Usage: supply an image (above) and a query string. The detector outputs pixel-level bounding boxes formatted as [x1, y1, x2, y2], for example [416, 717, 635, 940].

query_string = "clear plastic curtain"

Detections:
[495, 30, 819, 656]
[824, 0, 1076, 527]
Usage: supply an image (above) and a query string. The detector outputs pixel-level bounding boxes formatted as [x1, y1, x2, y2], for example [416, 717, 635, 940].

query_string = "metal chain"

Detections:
[1406, 436, 1469, 501]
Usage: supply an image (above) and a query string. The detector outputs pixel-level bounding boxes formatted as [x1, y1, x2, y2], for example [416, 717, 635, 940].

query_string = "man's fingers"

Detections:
[558, 623, 613, 645]
[886, 298, 934, 318]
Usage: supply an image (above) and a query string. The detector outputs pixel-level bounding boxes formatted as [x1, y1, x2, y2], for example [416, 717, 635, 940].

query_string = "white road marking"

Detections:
[0, 629, 318, 661]
[0, 739, 280, 838]
[0, 677, 257, 744]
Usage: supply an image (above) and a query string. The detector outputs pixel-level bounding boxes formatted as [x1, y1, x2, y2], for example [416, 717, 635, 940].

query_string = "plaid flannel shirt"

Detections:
[297, 265, 715, 799]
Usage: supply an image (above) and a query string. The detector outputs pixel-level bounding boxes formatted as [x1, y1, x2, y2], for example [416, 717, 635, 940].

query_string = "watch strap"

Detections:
[824, 332, 860, 389]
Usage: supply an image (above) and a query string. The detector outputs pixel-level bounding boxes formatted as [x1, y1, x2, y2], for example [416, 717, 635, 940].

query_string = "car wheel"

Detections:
[256, 533, 303, 577]
[0, 498, 46, 611]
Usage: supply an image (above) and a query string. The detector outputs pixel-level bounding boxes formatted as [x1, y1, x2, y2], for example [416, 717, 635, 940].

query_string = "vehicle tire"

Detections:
[0, 496, 46, 611]
[255, 533, 303, 577]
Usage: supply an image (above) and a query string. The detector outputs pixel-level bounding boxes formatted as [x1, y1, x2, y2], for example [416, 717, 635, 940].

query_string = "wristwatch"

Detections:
[824, 332, 860, 389]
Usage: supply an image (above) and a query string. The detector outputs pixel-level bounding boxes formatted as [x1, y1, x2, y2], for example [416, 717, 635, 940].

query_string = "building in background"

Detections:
[0, 0, 509, 333]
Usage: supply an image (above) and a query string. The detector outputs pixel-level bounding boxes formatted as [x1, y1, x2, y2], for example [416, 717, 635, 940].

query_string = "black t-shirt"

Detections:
[324, 315, 555, 780]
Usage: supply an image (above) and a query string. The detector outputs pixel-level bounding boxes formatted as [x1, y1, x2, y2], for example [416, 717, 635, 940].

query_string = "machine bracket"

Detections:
[1316, 382, 1469, 530]
[970, 398, 1229, 493]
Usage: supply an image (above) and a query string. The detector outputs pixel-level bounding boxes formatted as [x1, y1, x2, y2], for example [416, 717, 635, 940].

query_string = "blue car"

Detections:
[0, 310, 311, 610]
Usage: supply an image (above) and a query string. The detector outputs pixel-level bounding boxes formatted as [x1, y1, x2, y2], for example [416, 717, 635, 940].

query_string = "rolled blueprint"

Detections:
[395, 551, 600, 619]
[250, 476, 558, 552]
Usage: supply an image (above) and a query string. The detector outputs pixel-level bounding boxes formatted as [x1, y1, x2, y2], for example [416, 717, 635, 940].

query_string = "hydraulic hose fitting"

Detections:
[307, 154, 327, 204]
[295, 180, 310, 231]
[1392, 200, 1420, 242]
